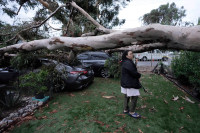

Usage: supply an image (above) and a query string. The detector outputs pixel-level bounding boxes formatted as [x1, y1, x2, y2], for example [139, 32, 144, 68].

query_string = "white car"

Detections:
[135, 49, 173, 61]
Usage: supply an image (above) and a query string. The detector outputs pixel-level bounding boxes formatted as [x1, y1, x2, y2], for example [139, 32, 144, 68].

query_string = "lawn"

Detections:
[11, 74, 200, 133]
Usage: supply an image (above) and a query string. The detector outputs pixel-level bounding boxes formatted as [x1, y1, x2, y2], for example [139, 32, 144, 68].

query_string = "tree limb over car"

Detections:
[0, 1, 200, 54]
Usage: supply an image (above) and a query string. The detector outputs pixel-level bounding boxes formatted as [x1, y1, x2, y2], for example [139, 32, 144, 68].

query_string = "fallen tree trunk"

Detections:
[1, 24, 200, 53]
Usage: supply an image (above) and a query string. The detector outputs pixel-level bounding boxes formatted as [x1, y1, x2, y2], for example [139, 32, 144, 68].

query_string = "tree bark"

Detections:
[109, 43, 166, 53]
[1, 24, 200, 53]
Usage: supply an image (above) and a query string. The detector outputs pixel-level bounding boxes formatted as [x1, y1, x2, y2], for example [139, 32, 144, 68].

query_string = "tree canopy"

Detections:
[141, 2, 186, 26]
[0, 0, 132, 45]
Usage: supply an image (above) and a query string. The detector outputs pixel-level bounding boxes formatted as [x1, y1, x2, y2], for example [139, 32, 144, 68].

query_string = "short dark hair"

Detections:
[122, 50, 132, 61]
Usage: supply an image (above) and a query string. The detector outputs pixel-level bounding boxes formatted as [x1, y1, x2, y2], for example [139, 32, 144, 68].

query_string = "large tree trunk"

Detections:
[1, 24, 200, 53]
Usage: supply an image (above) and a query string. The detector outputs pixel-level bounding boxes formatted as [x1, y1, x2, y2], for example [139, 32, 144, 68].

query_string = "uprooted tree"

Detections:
[0, 1, 200, 54]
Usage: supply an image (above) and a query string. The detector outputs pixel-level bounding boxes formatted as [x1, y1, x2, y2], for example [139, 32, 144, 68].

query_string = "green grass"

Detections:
[11, 74, 200, 133]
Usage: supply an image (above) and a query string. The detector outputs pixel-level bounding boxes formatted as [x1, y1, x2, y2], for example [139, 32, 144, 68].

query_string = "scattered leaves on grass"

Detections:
[141, 116, 147, 119]
[116, 114, 126, 118]
[102, 96, 115, 99]
[62, 124, 67, 126]
[181, 96, 195, 104]
[45, 103, 49, 108]
[93, 120, 104, 126]
[100, 92, 107, 96]
[149, 106, 157, 112]
[114, 124, 126, 133]
[48, 109, 58, 114]
[163, 99, 168, 104]
[36, 124, 45, 131]
[23, 115, 35, 121]
[68, 93, 75, 97]
[53, 102, 59, 105]
[141, 105, 147, 109]
[48, 120, 58, 127]
[82, 101, 90, 103]
[15, 115, 36, 127]
[179, 126, 184, 132]
[179, 107, 184, 112]
[138, 128, 143, 133]
[115, 121, 121, 125]
[106, 124, 110, 128]
[187, 115, 191, 119]
[37, 115, 47, 120]
[172, 95, 179, 101]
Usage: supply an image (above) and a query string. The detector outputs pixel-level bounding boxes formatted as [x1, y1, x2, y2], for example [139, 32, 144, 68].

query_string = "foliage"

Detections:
[11, 75, 200, 133]
[0, 90, 22, 109]
[10, 52, 41, 70]
[19, 70, 49, 95]
[141, 2, 186, 26]
[19, 66, 65, 96]
[105, 53, 121, 78]
[0, 21, 48, 46]
[0, 0, 38, 18]
[171, 51, 200, 91]
[0, 0, 132, 40]
[43, 66, 65, 93]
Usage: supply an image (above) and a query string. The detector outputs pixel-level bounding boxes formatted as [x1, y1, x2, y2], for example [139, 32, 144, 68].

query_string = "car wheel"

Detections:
[142, 56, 147, 61]
[100, 68, 110, 78]
[162, 57, 168, 61]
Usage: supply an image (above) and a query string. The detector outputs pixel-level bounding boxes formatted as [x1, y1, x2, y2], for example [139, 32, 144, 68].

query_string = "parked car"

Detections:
[135, 49, 173, 61]
[0, 67, 18, 84]
[76, 51, 111, 78]
[40, 59, 94, 90]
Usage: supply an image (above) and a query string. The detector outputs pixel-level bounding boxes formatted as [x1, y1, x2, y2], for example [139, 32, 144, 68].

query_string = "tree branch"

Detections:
[70, 1, 114, 35]
[0, 4, 66, 45]
[1, 24, 200, 53]
[16, 5, 22, 15]
[48, 22, 62, 31]
[108, 43, 166, 53]
[17, 34, 26, 42]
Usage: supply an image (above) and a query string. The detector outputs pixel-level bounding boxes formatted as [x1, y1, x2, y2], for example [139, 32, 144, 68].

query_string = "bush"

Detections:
[105, 53, 121, 78]
[0, 91, 21, 109]
[19, 70, 49, 95]
[10, 52, 41, 70]
[171, 51, 200, 91]
[19, 66, 65, 96]
[44, 66, 65, 92]
[0, 85, 22, 110]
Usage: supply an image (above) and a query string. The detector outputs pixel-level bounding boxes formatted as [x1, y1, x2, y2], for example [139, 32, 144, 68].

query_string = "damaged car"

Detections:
[40, 59, 94, 90]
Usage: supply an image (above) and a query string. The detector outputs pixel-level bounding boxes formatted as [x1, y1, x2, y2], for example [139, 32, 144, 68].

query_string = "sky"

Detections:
[115, 0, 200, 30]
[1, 0, 200, 35]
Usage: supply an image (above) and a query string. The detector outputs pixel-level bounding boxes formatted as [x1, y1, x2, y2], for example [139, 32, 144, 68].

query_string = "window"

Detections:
[77, 54, 90, 60]
[91, 54, 108, 60]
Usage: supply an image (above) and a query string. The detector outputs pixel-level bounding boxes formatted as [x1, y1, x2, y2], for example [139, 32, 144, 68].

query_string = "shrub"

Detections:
[19, 67, 65, 96]
[105, 53, 121, 79]
[0, 85, 22, 110]
[10, 52, 41, 70]
[171, 51, 200, 91]
[19, 70, 49, 95]
[44, 66, 65, 92]
[0, 91, 21, 109]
